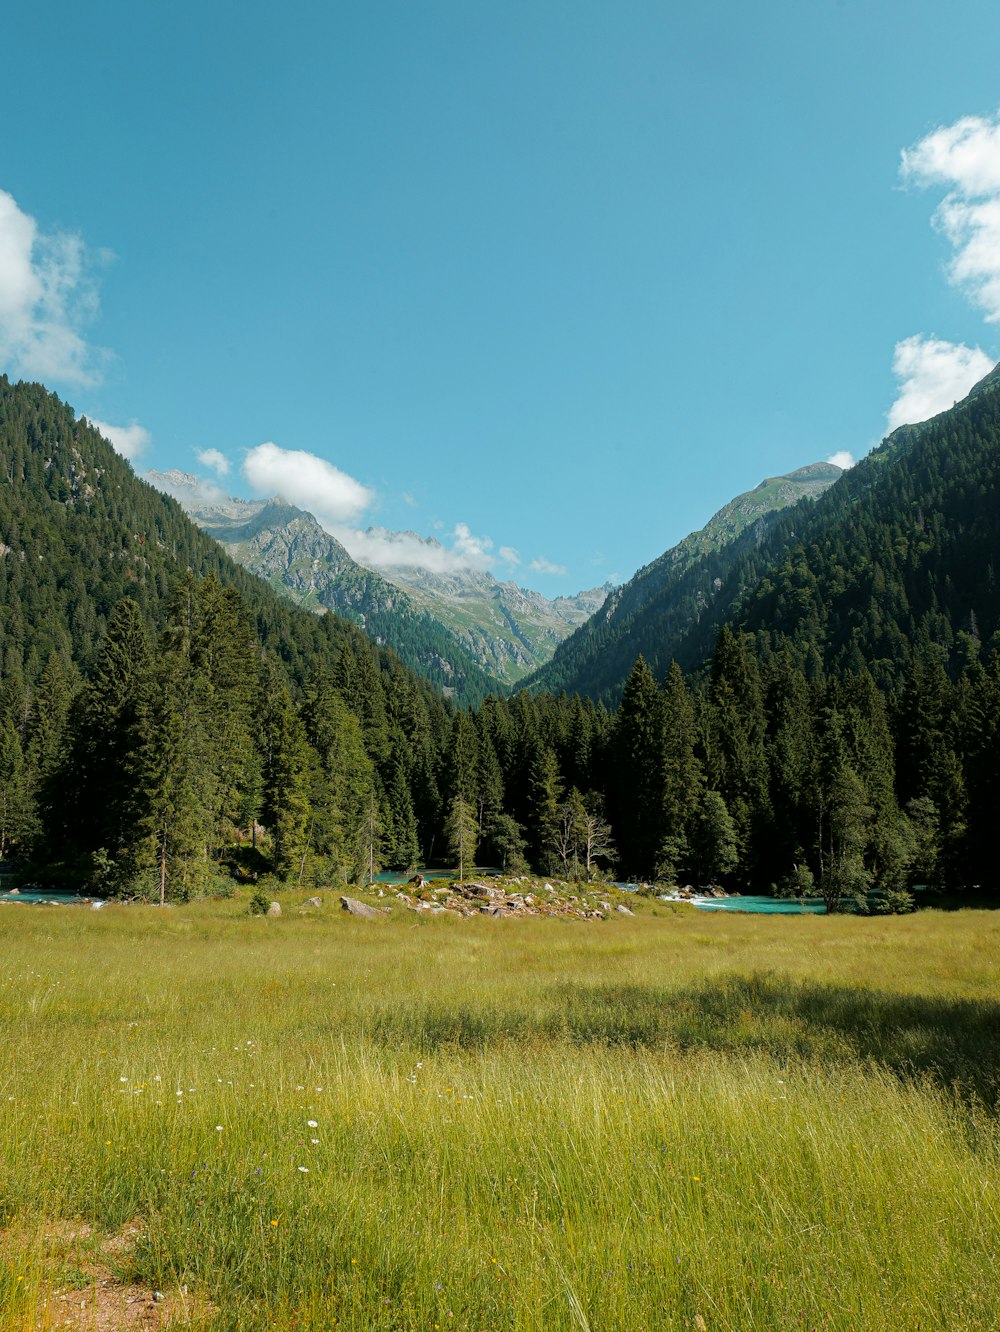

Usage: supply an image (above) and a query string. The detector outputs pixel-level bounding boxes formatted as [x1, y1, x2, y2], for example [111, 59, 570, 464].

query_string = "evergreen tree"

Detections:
[610, 657, 666, 879]
[444, 794, 478, 879]
[134, 651, 218, 902]
[525, 742, 562, 875]
[487, 812, 529, 874]
[0, 723, 31, 858]
[259, 661, 313, 880]
[690, 789, 739, 885]
[703, 627, 770, 882]
[44, 598, 151, 888]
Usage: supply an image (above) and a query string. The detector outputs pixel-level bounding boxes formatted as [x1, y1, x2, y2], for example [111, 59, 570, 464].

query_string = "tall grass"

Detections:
[0, 899, 997, 1328]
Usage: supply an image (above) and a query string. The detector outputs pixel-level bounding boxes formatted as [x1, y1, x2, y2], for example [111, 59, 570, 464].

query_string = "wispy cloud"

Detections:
[242, 441, 374, 524]
[344, 524, 495, 574]
[886, 334, 993, 431]
[196, 447, 230, 477]
[499, 545, 521, 565]
[0, 189, 109, 386]
[89, 417, 151, 460]
[826, 451, 855, 470]
[902, 112, 1000, 322]
[149, 469, 229, 508]
[529, 556, 568, 576]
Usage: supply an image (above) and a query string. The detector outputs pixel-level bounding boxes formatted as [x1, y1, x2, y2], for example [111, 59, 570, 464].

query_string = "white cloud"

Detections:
[242, 441, 374, 524]
[886, 334, 994, 431]
[499, 545, 521, 565]
[343, 524, 496, 574]
[241, 441, 507, 575]
[901, 112, 1000, 322]
[89, 416, 151, 460]
[529, 556, 568, 576]
[452, 522, 494, 566]
[0, 189, 108, 385]
[196, 447, 230, 476]
[149, 469, 229, 508]
[401, 491, 417, 508]
[827, 451, 855, 470]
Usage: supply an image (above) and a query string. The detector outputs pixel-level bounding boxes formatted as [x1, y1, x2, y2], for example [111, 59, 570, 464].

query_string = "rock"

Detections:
[91, 899, 107, 911]
[340, 896, 385, 919]
[409, 874, 427, 888]
[7, 887, 19, 895]
[302, 896, 322, 908]
[266, 901, 282, 917]
[615, 903, 635, 915]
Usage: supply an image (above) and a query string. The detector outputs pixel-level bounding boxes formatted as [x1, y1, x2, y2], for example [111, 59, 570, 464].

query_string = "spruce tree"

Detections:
[444, 793, 478, 880]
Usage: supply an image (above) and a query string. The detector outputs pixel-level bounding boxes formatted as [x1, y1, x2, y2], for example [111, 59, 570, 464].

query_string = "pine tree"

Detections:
[259, 663, 313, 881]
[444, 794, 478, 880]
[703, 628, 770, 883]
[0, 723, 31, 858]
[525, 742, 562, 875]
[43, 598, 151, 888]
[610, 657, 665, 879]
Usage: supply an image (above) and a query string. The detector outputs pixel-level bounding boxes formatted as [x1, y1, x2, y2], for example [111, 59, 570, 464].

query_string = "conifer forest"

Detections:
[2, 374, 999, 909]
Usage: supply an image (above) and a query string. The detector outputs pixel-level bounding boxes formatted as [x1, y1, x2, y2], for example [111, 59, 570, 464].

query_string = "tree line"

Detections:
[2, 576, 997, 909]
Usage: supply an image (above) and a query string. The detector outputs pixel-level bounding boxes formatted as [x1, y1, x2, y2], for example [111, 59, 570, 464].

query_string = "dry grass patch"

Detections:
[1, 1219, 215, 1330]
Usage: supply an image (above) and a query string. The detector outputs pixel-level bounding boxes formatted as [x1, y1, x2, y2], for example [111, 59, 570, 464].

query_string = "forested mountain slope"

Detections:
[525, 462, 842, 703]
[0, 377, 452, 718]
[682, 363, 1000, 684]
[0, 376, 462, 893]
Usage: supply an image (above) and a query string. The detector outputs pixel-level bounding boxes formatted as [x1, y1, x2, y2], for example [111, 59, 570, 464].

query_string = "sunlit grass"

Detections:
[0, 899, 997, 1328]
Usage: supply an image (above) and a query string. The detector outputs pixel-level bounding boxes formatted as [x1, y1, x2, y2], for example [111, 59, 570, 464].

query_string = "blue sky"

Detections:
[2, 1, 1000, 593]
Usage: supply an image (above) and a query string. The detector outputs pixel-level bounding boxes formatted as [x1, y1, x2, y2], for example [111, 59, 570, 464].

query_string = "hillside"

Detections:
[527, 363, 1000, 703]
[722, 365, 1000, 681]
[0, 378, 451, 714]
[374, 557, 611, 685]
[524, 462, 842, 702]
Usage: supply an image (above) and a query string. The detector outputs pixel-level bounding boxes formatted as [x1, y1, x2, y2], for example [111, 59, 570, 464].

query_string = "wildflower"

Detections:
[270, 1219, 279, 1227]
[215, 1126, 223, 1132]
[298, 1166, 309, 1172]
[311, 1138, 319, 1144]
[307, 1119, 318, 1127]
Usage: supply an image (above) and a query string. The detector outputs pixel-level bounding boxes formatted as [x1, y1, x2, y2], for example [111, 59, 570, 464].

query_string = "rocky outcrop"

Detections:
[340, 896, 386, 919]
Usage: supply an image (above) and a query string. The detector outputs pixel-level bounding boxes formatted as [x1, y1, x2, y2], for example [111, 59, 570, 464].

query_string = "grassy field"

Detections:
[0, 894, 997, 1329]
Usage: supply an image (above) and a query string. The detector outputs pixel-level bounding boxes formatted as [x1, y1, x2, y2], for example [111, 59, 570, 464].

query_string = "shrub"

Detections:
[875, 887, 917, 915]
[248, 887, 272, 916]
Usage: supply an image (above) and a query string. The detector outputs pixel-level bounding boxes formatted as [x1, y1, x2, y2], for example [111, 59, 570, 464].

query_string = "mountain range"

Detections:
[6, 355, 1000, 722]
[3, 364, 1000, 899]
[149, 469, 611, 700]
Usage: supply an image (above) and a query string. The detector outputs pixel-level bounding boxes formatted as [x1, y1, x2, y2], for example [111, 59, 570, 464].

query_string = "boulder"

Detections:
[615, 903, 635, 916]
[340, 896, 385, 920]
[266, 901, 282, 917]
[302, 896, 322, 908]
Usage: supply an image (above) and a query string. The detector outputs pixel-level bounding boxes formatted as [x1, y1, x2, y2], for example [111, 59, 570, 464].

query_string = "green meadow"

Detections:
[0, 897, 997, 1330]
